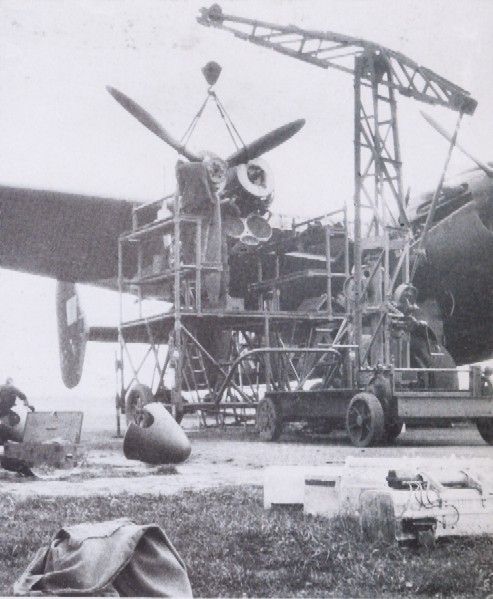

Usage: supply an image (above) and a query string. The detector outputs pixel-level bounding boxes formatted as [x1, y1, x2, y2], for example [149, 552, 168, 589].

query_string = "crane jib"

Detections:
[197, 4, 477, 116]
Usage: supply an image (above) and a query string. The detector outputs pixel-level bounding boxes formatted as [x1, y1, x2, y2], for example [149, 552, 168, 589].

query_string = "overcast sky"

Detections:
[0, 0, 492, 405]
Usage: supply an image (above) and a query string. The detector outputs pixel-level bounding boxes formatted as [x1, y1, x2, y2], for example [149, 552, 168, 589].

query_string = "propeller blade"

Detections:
[107, 86, 201, 162]
[227, 119, 305, 167]
[421, 111, 493, 177]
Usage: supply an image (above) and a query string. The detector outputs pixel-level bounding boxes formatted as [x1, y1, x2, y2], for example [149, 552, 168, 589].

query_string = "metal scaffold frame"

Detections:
[352, 51, 409, 379]
[115, 186, 353, 427]
[107, 6, 493, 448]
[196, 3, 476, 383]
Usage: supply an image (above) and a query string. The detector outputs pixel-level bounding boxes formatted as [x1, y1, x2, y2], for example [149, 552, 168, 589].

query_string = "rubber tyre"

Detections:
[257, 397, 283, 442]
[476, 419, 493, 445]
[125, 384, 154, 427]
[346, 392, 385, 447]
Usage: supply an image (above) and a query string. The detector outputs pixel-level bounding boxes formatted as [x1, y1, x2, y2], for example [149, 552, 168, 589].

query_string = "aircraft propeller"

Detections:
[421, 111, 493, 178]
[226, 119, 305, 167]
[107, 86, 202, 162]
[107, 85, 305, 167]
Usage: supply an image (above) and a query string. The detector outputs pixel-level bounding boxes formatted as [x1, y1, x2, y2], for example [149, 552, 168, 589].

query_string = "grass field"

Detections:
[1, 486, 492, 597]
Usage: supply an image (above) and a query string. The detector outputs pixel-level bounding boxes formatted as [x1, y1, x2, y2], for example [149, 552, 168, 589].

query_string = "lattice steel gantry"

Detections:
[197, 3, 477, 381]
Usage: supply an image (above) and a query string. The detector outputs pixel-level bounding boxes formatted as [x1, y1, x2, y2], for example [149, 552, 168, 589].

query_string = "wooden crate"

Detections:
[2, 411, 83, 470]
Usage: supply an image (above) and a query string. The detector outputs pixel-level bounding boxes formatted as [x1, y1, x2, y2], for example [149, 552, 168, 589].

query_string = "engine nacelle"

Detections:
[56, 281, 88, 388]
[415, 193, 493, 365]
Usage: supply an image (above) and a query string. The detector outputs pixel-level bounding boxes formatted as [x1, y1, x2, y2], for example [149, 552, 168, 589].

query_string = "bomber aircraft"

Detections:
[0, 82, 491, 398]
[0, 80, 306, 389]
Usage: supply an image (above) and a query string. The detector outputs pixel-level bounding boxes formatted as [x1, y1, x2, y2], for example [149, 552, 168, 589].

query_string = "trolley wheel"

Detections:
[257, 398, 283, 442]
[346, 392, 385, 447]
[476, 419, 493, 445]
[125, 384, 154, 427]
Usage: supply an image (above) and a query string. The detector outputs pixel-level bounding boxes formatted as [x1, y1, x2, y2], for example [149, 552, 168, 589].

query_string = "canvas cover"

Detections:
[13, 519, 192, 597]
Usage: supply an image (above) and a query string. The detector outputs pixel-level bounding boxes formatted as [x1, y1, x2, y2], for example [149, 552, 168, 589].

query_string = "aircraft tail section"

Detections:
[56, 281, 88, 388]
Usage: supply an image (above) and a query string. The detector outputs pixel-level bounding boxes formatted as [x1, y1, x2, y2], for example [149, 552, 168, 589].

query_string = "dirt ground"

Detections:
[0, 406, 491, 499]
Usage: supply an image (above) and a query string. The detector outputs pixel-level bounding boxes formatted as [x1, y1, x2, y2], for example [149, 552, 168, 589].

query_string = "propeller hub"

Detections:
[199, 151, 228, 192]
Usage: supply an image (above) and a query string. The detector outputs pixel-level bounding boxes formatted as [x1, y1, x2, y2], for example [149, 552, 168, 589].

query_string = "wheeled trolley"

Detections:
[257, 364, 493, 447]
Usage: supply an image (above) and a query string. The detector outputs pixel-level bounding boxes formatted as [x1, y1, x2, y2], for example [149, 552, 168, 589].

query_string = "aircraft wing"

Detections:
[0, 185, 157, 283]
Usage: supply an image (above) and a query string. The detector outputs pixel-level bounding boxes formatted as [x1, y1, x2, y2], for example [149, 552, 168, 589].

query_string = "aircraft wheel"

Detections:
[476, 419, 493, 445]
[257, 397, 283, 441]
[125, 384, 154, 427]
[346, 392, 385, 447]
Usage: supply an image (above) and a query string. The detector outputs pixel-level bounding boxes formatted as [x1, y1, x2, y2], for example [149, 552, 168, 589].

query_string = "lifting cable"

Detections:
[179, 86, 246, 153]
[180, 93, 211, 147]
[210, 90, 245, 150]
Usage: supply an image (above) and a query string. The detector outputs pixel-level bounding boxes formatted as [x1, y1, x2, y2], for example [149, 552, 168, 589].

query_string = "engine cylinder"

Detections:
[224, 158, 273, 216]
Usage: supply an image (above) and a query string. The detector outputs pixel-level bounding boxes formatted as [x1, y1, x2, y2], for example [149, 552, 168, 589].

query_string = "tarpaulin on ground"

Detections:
[13, 518, 193, 597]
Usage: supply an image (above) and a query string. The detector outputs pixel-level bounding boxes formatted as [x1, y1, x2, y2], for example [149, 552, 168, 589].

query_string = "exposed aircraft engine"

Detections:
[222, 215, 244, 238]
[56, 281, 88, 389]
[105, 84, 302, 308]
[223, 158, 273, 216]
[223, 212, 272, 247]
[244, 213, 272, 241]
[221, 158, 273, 249]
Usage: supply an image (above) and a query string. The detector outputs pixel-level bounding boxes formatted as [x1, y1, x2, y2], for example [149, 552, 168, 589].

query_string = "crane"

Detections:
[197, 4, 478, 371]
[197, 5, 476, 228]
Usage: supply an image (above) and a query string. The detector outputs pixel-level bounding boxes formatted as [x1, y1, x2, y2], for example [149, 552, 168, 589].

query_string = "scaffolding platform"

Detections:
[117, 310, 338, 343]
[107, 110, 493, 447]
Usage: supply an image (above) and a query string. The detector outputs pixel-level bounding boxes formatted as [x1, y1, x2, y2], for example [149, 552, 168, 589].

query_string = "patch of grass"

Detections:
[1, 487, 492, 597]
